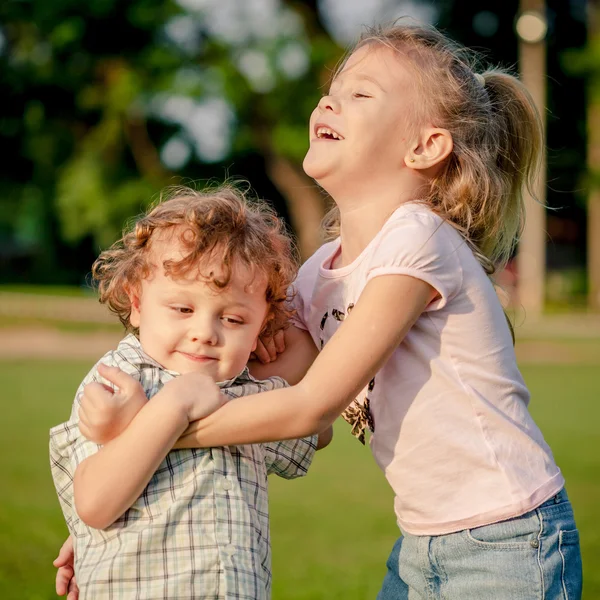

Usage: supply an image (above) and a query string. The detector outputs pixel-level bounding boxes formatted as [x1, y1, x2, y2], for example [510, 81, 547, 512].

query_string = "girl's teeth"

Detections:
[317, 127, 341, 139]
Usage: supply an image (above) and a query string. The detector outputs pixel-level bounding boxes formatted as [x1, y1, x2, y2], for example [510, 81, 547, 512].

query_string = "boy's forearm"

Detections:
[73, 397, 188, 529]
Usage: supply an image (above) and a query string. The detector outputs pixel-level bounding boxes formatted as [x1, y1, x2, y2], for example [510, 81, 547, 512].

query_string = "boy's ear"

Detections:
[127, 286, 142, 328]
[405, 127, 453, 171]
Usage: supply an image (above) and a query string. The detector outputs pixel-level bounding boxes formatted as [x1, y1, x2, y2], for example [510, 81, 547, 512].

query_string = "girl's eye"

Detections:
[353, 92, 371, 99]
[172, 306, 193, 314]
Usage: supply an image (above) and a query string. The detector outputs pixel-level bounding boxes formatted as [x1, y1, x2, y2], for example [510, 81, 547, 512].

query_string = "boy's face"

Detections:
[130, 238, 269, 381]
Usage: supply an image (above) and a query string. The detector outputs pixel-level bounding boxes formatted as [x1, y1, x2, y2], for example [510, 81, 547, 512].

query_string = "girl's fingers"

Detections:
[262, 336, 278, 362]
[55, 565, 74, 595]
[253, 339, 272, 363]
[274, 330, 286, 354]
[67, 577, 79, 600]
[53, 536, 74, 567]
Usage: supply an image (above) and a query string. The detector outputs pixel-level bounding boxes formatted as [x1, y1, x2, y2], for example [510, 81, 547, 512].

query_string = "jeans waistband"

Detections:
[537, 487, 568, 509]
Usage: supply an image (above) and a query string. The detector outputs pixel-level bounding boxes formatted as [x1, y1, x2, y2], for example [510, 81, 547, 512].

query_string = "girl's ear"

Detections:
[405, 127, 453, 170]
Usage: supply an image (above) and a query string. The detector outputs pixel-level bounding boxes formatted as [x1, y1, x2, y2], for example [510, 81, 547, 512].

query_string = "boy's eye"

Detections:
[353, 92, 371, 99]
[222, 316, 244, 325]
[171, 306, 193, 314]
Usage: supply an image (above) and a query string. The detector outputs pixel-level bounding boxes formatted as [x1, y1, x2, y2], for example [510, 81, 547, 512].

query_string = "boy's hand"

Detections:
[78, 363, 147, 444]
[159, 372, 226, 422]
[251, 329, 285, 363]
[54, 536, 79, 599]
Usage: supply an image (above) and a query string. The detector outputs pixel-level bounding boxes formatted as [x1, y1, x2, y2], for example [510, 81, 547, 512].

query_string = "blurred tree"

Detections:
[515, 0, 547, 319]
[588, 0, 600, 310]
[0, 0, 589, 293]
[1, 0, 344, 281]
[563, 0, 600, 310]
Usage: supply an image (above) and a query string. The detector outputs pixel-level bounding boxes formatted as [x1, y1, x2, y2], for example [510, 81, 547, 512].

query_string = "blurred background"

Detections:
[1, 0, 599, 598]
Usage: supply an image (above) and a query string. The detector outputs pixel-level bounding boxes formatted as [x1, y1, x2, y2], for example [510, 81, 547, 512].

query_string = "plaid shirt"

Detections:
[50, 334, 317, 600]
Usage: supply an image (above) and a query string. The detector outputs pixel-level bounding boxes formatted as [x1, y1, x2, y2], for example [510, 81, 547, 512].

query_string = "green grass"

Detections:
[0, 284, 94, 297]
[0, 314, 122, 333]
[0, 361, 598, 599]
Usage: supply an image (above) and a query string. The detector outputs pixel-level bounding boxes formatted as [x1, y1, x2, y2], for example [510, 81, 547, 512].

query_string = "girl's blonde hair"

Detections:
[92, 184, 299, 336]
[324, 22, 544, 274]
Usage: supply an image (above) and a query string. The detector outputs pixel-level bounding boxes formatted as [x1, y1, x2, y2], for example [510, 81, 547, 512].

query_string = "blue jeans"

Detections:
[377, 488, 582, 599]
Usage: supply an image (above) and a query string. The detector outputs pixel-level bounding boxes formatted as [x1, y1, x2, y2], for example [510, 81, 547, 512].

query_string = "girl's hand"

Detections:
[251, 329, 286, 364]
[54, 535, 79, 599]
[159, 372, 226, 423]
[78, 363, 147, 444]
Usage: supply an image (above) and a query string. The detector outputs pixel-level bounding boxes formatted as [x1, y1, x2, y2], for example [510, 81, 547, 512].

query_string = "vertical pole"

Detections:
[516, 0, 547, 319]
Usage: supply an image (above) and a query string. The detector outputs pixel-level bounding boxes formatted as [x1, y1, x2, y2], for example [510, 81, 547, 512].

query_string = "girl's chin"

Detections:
[302, 161, 340, 185]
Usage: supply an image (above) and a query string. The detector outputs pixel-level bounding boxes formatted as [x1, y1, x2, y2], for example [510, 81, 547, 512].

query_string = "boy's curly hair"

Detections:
[92, 184, 299, 337]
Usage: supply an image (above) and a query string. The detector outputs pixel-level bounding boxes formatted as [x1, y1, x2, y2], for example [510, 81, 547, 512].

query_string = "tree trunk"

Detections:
[588, 0, 600, 310]
[265, 154, 326, 259]
[515, 0, 547, 319]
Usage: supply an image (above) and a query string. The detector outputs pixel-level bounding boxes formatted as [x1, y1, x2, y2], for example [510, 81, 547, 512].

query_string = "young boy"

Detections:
[50, 185, 329, 599]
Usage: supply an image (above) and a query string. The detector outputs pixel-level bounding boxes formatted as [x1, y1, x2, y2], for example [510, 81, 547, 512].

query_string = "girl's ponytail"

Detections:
[476, 71, 544, 269]
[325, 23, 545, 274]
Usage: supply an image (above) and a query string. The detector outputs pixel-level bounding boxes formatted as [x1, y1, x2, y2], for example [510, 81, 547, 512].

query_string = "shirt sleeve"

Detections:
[255, 376, 317, 478]
[366, 209, 464, 311]
[263, 436, 318, 479]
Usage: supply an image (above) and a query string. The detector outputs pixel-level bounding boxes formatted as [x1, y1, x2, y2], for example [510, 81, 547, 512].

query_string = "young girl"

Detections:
[67, 22, 582, 599]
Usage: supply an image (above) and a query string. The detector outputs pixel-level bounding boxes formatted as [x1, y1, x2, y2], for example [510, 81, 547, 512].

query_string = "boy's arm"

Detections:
[74, 373, 223, 529]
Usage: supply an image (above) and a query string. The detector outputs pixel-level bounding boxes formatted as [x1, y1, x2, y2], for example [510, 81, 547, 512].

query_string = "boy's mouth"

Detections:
[179, 352, 218, 363]
[314, 124, 344, 140]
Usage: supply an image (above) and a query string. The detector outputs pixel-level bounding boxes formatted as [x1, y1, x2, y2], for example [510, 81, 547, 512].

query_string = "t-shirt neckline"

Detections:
[319, 201, 422, 279]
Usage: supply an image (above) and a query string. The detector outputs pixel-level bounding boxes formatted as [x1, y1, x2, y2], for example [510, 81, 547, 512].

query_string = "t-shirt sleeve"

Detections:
[366, 210, 463, 311]
[288, 242, 335, 331]
[288, 284, 308, 331]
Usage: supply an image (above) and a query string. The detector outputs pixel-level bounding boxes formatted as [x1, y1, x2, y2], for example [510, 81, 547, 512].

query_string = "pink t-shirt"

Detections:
[292, 202, 564, 536]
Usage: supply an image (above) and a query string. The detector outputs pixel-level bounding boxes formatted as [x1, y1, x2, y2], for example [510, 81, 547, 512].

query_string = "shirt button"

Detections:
[225, 544, 236, 556]
[530, 539, 539, 549]
[221, 477, 232, 491]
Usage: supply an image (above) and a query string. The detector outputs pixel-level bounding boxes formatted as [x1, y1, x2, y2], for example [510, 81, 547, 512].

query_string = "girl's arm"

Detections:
[74, 373, 223, 529]
[176, 274, 435, 447]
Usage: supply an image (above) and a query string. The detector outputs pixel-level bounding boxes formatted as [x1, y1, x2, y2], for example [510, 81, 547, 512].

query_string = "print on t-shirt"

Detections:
[319, 304, 375, 445]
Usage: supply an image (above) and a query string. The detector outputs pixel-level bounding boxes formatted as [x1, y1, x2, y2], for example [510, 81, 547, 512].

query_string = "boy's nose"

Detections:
[190, 321, 218, 346]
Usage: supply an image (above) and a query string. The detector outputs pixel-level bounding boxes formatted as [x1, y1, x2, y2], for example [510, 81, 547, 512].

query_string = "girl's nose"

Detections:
[318, 94, 340, 113]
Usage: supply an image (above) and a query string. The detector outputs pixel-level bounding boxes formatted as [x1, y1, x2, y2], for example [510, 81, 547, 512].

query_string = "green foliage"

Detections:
[1, 0, 341, 271]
